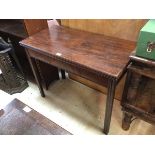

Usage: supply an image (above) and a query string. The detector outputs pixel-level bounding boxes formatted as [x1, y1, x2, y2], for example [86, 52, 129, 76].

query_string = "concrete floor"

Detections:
[0, 78, 155, 135]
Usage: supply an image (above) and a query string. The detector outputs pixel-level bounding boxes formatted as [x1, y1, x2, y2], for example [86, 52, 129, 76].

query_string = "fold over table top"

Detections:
[20, 25, 136, 79]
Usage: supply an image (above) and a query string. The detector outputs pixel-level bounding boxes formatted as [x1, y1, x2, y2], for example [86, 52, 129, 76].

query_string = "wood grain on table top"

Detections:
[20, 25, 136, 79]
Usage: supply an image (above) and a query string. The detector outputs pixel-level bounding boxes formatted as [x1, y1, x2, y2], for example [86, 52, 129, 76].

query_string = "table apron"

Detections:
[27, 49, 116, 87]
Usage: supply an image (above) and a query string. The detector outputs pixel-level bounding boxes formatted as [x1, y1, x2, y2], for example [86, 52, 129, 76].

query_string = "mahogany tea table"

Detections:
[20, 25, 136, 134]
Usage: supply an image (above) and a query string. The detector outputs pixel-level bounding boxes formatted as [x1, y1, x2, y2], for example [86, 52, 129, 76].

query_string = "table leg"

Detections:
[26, 51, 45, 97]
[35, 59, 48, 90]
[103, 78, 116, 134]
[61, 69, 66, 79]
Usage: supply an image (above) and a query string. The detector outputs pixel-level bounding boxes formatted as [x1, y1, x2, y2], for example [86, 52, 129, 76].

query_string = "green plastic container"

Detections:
[136, 20, 155, 60]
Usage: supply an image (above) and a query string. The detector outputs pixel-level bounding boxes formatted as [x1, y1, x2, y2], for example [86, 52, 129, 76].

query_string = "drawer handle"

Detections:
[147, 42, 155, 53]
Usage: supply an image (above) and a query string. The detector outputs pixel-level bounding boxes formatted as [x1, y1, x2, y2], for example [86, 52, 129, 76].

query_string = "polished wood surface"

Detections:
[23, 19, 59, 89]
[0, 98, 71, 135]
[20, 24, 135, 134]
[61, 19, 147, 100]
[20, 25, 136, 79]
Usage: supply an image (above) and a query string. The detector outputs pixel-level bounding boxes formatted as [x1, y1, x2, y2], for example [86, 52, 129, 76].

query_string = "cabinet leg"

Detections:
[122, 112, 133, 130]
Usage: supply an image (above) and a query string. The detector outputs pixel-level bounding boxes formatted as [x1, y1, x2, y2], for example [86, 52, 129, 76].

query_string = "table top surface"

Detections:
[20, 25, 136, 79]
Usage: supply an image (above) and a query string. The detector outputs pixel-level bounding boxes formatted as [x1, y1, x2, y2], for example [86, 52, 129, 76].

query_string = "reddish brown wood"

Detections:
[20, 25, 136, 79]
[23, 20, 59, 89]
[20, 25, 136, 134]
[27, 48, 109, 87]
[61, 20, 147, 101]
[23, 19, 48, 36]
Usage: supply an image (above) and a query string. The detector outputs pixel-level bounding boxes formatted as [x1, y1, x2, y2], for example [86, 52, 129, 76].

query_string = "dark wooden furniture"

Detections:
[0, 98, 71, 135]
[20, 25, 135, 134]
[0, 20, 29, 74]
[61, 20, 148, 101]
[23, 19, 59, 89]
[121, 52, 155, 130]
[0, 20, 27, 38]
[0, 19, 59, 89]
